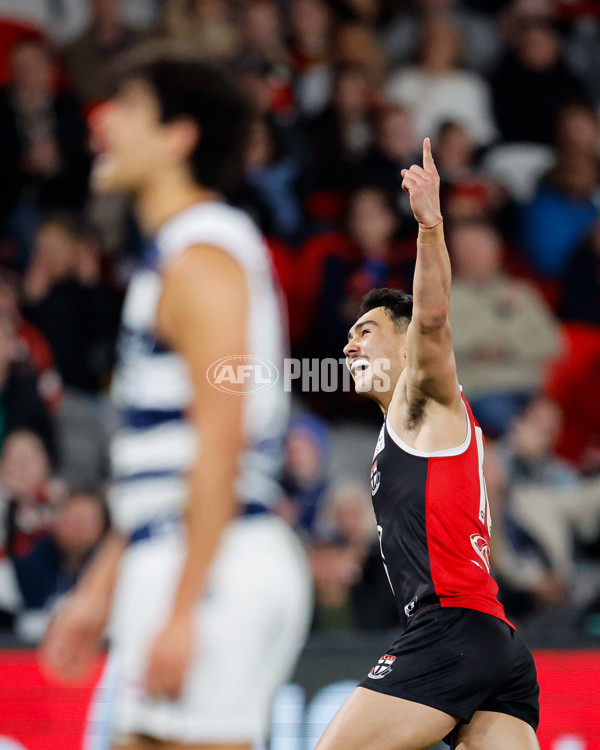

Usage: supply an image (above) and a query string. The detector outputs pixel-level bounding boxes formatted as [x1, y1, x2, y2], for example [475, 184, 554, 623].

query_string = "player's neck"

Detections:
[135, 170, 218, 235]
[372, 391, 393, 416]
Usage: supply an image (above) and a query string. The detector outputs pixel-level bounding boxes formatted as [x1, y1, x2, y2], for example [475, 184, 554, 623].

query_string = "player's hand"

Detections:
[40, 591, 108, 682]
[145, 612, 195, 700]
[401, 137, 443, 229]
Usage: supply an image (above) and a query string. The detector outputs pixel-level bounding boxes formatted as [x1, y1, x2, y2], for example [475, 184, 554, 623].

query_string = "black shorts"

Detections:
[359, 606, 539, 743]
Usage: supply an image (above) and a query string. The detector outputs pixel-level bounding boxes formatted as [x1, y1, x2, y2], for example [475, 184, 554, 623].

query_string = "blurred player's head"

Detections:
[91, 41, 253, 196]
[343, 287, 412, 404]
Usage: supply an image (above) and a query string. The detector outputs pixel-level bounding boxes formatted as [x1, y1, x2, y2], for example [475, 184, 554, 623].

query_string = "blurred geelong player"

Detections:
[42, 43, 311, 750]
[318, 139, 540, 750]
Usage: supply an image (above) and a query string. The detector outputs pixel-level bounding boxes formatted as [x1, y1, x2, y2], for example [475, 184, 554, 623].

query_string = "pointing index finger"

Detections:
[423, 137, 435, 172]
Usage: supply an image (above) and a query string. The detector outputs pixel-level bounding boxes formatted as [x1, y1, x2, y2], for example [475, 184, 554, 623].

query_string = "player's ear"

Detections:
[166, 116, 200, 165]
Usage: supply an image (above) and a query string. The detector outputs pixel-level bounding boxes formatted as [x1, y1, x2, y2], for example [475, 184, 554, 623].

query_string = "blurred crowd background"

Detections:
[0, 0, 599, 645]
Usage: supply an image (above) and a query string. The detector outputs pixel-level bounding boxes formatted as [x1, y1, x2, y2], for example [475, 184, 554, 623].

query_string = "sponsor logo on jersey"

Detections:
[368, 653, 396, 680]
[371, 460, 381, 495]
[404, 595, 418, 617]
[470, 533, 491, 573]
[373, 425, 385, 459]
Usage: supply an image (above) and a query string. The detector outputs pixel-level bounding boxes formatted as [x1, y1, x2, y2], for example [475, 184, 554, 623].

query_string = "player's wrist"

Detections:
[418, 219, 444, 243]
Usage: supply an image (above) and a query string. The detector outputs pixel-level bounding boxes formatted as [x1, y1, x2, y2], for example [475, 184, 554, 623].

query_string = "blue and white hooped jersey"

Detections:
[108, 202, 289, 533]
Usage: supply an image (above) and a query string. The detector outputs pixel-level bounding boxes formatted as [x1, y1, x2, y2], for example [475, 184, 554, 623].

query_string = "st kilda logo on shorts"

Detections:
[368, 653, 396, 680]
[371, 460, 381, 495]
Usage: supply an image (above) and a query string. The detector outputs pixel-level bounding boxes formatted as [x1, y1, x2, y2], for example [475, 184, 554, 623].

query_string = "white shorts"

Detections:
[107, 514, 312, 744]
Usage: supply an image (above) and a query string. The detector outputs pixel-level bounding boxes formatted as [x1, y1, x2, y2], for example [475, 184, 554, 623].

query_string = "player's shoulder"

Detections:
[156, 201, 267, 269]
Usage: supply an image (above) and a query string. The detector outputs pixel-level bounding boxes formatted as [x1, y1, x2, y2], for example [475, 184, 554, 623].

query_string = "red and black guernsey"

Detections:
[370, 393, 513, 631]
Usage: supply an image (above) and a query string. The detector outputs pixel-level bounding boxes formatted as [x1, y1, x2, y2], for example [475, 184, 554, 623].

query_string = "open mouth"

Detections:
[350, 358, 370, 375]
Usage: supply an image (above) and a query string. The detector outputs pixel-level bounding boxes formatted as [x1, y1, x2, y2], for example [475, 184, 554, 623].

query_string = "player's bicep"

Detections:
[405, 317, 460, 405]
[157, 244, 248, 457]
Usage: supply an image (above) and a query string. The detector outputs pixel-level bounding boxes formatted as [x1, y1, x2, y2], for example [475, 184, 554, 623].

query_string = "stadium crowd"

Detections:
[0, 0, 599, 641]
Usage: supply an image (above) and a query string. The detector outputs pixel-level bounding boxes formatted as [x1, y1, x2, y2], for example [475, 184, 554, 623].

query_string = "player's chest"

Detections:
[370, 424, 429, 517]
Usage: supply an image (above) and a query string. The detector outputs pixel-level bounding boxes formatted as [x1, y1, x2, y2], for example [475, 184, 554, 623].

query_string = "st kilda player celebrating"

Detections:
[316, 139, 540, 750]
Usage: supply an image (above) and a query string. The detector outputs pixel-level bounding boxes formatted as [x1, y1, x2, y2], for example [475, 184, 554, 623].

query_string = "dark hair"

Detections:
[112, 41, 254, 191]
[359, 288, 413, 332]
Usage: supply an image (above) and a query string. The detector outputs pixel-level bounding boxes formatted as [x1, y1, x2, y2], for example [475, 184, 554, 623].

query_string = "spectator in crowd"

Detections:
[434, 120, 505, 224]
[380, 0, 501, 74]
[239, 0, 290, 71]
[63, 0, 146, 110]
[555, 100, 600, 156]
[280, 413, 331, 537]
[449, 220, 561, 435]
[237, 116, 305, 242]
[497, 398, 600, 595]
[0, 38, 90, 262]
[333, 22, 385, 80]
[305, 63, 374, 194]
[385, 15, 497, 147]
[319, 480, 374, 555]
[0, 315, 54, 457]
[311, 481, 397, 631]
[287, 0, 336, 116]
[483, 438, 571, 618]
[561, 219, 600, 325]
[490, 20, 586, 145]
[566, 9, 600, 105]
[22, 215, 116, 485]
[22, 215, 115, 396]
[0, 489, 108, 640]
[0, 430, 62, 559]
[310, 528, 363, 631]
[499, 398, 579, 491]
[163, 0, 240, 59]
[435, 119, 479, 182]
[519, 145, 599, 280]
[0, 269, 62, 413]
[354, 103, 419, 221]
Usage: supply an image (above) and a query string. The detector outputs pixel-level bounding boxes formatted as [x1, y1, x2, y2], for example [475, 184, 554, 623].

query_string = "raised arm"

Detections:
[401, 138, 460, 408]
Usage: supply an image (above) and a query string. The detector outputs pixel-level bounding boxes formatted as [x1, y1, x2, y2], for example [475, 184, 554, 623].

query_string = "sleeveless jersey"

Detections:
[370, 393, 512, 631]
[108, 201, 289, 533]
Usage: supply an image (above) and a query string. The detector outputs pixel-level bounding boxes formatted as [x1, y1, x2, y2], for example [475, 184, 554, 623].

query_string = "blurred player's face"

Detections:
[91, 79, 195, 194]
[343, 306, 406, 402]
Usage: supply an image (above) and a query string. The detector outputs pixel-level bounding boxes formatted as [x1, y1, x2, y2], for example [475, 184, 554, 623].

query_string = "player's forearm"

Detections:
[412, 222, 451, 331]
[74, 530, 127, 609]
[169, 442, 240, 619]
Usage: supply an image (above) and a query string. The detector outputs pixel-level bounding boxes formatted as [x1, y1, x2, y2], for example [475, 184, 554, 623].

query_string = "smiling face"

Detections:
[343, 306, 407, 406]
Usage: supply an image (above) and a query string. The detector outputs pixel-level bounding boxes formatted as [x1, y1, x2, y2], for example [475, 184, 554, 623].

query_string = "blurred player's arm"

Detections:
[40, 530, 127, 681]
[401, 138, 460, 408]
[146, 243, 248, 698]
